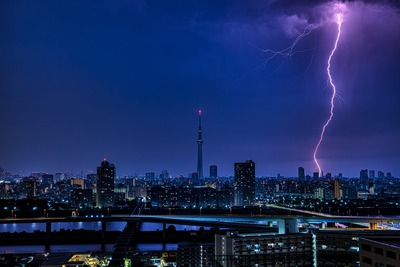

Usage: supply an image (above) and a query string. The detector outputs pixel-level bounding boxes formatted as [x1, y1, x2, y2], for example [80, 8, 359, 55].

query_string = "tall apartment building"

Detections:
[234, 160, 255, 206]
[96, 159, 115, 208]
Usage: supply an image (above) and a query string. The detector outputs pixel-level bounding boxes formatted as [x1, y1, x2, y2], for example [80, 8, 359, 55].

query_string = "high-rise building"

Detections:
[145, 172, 155, 180]
[314, 187, 324, 199]
[334, 179, 341, 200]
[369, 170, 375, 180]
[298, 167, 305, 181]
[378, 171, 385, 179]
[210, 165, 218, 178]
[386, 172, 392, 179]
[196, 110, 204, 179]
[70, 178, 85, 189]
[19, 177, 37, 199]
[160, 170, 169, 180]
[313, 172, 319, 180]
[96, 159, 115, 208]
[72, 188, 94, 208]
[54, 172, 66, 182]
[42, 174, 54, 185]
[234, 160, 255, 206]
[86, 173, 97, 189]
[360, 169, 368, 184]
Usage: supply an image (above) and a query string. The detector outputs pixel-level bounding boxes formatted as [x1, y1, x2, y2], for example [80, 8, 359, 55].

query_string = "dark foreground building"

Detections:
[177, 242, 215, 267]
[215, 232, 313, 267]
[360, 237, 400, 267]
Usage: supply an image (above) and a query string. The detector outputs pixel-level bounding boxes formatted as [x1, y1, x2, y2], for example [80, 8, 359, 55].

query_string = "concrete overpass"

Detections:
[1, 213, 399, 237]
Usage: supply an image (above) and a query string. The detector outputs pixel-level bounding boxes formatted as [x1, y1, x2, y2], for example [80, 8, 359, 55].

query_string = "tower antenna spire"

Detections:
[197, 110, 204, 179]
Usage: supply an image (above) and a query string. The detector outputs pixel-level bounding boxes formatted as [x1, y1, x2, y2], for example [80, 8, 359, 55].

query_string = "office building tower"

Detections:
[378, 171, 385, 179]
[70, 178, 85, 189]
[334, 179, 341, 200]
[326, 172, 332, 179]
[234, 160, 255, 206]
[19, 177, 37, 199]
[196, 110, 204, 179]
[145, 172, 155, 180]
[369, 170, 375, 180]
[342, 185, 357, 199]
[125, 177, 135, 187]
[210, 165, 218, 178]
[72, 188, 94, 208]
[41, 174, 54, 185]
[54, 172, 66, 182]
[313, 172, 319, 180]
[86, 173, 97, 189]
[160, 170, 169, 180]
[96, 159, 115, 208]
[360, 169, 368, 184]
[314, 187, 325, 199]
[298, 167, 305, 181]
[386, 172, 392, 179]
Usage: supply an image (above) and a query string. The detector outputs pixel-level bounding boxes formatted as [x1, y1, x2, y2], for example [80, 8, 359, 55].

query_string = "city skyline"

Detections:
[1, 1, 400, 177]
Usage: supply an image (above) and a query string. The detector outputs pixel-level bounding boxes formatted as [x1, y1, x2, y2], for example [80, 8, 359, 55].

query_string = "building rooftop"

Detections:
[368, 238, 400, 248]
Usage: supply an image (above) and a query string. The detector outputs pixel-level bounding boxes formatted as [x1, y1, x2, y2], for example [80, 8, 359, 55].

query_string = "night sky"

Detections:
[1, 0, 399, 177]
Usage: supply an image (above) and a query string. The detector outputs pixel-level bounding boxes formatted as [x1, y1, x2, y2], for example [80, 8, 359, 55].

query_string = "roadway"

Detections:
[1, 213, 400, 228]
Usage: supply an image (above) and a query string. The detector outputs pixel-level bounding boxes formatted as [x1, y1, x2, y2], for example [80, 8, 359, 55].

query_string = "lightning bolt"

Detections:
[313, 14, 343, 177]
[261, 24, 314, 65]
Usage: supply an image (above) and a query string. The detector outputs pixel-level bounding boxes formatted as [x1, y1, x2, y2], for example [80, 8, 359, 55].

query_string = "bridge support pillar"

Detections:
[370, 222, 377, 230]
[163, 223, 166, 242]
[278, 220, 285, 234]
[45, 222, 51, 242]
[285, 218, 298, 234]
[278, 219, 298, 234]
[101, 221, 107, 242]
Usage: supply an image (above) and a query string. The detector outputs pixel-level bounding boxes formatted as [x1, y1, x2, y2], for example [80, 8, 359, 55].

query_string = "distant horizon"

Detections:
[1, 160, 397, 179]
